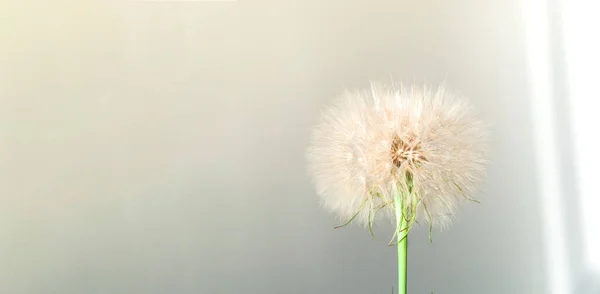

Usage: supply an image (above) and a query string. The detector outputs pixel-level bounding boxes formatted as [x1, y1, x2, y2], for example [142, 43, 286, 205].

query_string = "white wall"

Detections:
[0, 0, 554, 293]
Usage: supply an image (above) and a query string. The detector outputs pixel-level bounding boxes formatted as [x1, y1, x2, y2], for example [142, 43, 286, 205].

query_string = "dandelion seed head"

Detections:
[307, 83, 487, 230]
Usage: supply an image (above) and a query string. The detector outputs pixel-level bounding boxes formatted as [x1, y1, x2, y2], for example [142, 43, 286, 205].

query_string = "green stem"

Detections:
[394, 190, 408, 294]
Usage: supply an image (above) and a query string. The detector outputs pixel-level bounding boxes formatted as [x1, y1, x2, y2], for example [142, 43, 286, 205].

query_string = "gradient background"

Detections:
[1, 1, 597, 293]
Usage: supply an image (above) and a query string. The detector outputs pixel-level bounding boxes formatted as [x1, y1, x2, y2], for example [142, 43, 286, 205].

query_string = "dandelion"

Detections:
[306, 82, 487, 294]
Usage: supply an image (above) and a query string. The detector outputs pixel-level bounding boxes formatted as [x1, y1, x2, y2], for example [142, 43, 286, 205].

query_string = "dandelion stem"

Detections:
[394, 189, 408, 294]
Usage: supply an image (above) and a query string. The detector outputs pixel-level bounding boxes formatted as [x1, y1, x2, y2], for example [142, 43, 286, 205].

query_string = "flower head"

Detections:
[307, 83, 487, 233]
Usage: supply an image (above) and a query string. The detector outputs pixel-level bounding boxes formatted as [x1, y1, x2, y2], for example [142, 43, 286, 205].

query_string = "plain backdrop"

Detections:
[0, 0, 584, 293]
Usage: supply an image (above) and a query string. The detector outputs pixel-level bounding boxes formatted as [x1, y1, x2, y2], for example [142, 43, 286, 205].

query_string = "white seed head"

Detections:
[307, 83, 487, 230]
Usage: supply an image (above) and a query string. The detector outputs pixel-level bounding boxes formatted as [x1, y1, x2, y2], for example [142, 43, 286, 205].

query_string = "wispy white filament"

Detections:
[307, 83, 487, 230]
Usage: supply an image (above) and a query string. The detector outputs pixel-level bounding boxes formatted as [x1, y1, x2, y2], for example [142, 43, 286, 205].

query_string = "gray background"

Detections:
[0, 0, 587, 293]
